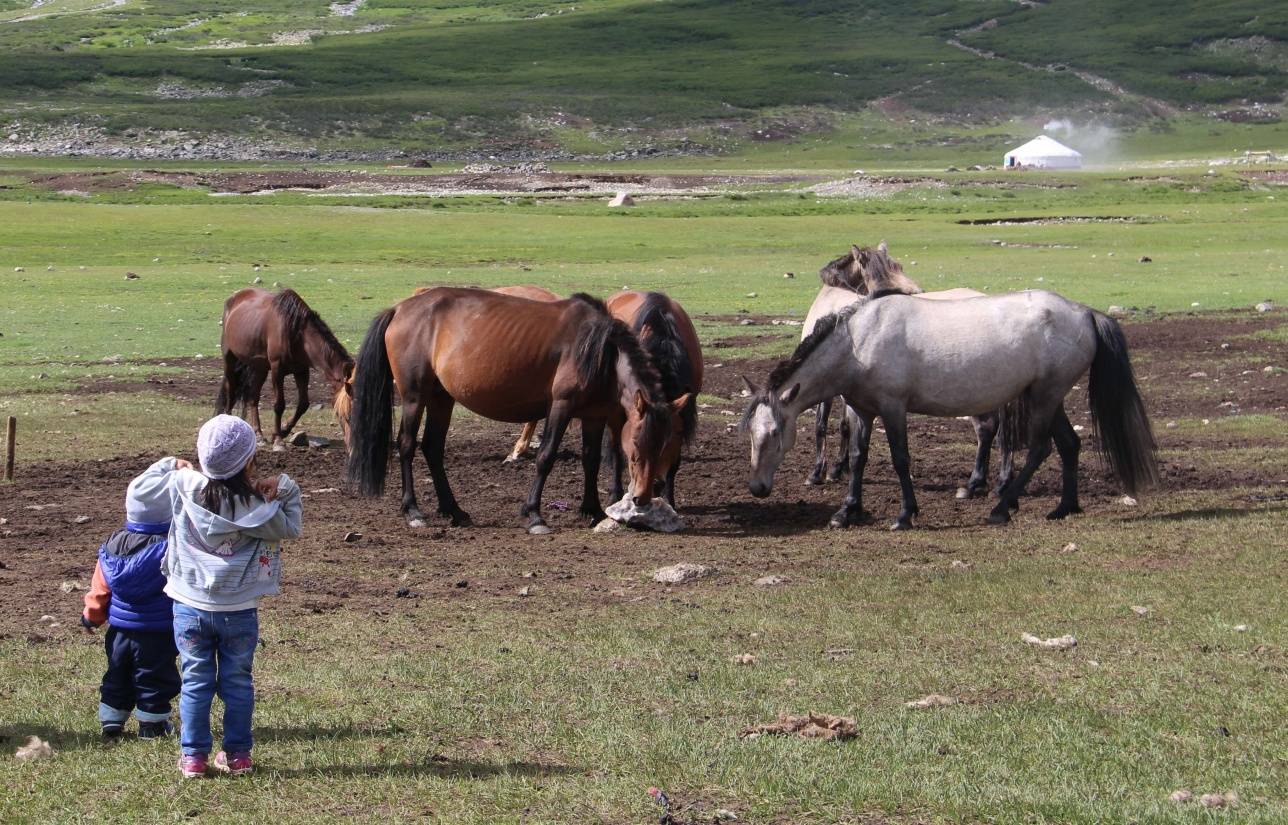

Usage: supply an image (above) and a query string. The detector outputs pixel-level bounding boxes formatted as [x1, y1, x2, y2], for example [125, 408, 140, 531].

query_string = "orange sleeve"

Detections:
[82, 561, 110, 627]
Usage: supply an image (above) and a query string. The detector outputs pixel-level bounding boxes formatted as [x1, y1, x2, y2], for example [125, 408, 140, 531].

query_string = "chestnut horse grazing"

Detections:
[345, 288, 686, 533]
[603, 290, 702, 506]
[217, 288, 354, 448]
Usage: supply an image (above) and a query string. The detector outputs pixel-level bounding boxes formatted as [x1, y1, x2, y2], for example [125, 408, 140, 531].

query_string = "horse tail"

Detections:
[1088, 311, 1159, 494]
[345, 308, 397, 496]
[634, 292, 698, 443]
[998, 395, 1028, 455]
[215, 358, 254, 415]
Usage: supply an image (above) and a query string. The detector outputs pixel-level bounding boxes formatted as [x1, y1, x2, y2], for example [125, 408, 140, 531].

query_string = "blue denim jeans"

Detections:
[172, 603, 258, 757]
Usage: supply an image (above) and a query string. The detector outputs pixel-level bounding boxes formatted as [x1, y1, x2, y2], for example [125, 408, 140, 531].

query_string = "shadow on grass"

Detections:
[267, 758, 580, 780]
[1122, 504, 1287, 523]
[0, 725, 111, 753]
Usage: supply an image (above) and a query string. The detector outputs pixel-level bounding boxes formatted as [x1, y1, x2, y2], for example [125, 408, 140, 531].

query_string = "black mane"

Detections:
[570, 294, 665, 405]
[766, 302, 861, 390]
[634, 292, 698, 443]
[273, 289, 351, 364]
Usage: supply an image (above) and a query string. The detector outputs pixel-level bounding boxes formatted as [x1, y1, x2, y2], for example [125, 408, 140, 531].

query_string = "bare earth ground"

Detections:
[1, 312, 1284, 641]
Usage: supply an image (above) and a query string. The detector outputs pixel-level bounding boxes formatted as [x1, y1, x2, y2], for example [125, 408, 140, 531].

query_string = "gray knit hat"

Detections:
[197, 414, 257, 480]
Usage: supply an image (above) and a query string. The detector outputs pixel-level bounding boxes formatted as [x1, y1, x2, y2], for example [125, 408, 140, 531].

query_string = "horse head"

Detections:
[854, 241, 923, 295]
[620, 389, 689, 507]
[741, 376, 799, 498]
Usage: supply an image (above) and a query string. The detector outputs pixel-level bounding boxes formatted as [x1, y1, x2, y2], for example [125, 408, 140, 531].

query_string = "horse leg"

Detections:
[882, 409, 920, 531]
[607, 425, 625, 503]
[579, 418, 608, 525]
[806, 398, 832, 485]
[663, 456, 680, 508]
[217, 354, 238, 416]
[521, 402, 573, 534]
[398, 399, 429, 528]
[279, 368, 310, 438]
[1046, 405, 1083, 520]
[421, 396, 471, 527]
[827, 404, 852, 482]
[987, 403, 1056, 525]
[246, 365, 268, 442]
[505, 421, 540, 464]
[829, 411, 875, 528]
[962, 414, 997, 499]
[270, 366, 288, 451]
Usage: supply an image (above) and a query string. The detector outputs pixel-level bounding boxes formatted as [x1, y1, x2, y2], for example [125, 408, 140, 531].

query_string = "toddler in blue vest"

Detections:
[81, 457, 189, 738]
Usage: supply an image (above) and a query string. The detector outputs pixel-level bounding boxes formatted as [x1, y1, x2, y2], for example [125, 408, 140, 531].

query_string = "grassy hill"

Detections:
[1, 0, 1285, 158]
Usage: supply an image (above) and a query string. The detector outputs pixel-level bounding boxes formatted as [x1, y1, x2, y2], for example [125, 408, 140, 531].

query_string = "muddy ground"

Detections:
[1, 312, 1284, 639]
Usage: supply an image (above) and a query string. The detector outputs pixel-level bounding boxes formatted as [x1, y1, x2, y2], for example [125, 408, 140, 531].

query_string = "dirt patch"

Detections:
[27, 169, 819, 199]
[955, 215, 1151, 226]
[1, 313, 1284, 639]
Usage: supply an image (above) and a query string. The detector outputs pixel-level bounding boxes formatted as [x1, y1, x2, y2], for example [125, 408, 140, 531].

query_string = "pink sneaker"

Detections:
[178, 754, 208, 779]
[213, 750, 253, 776]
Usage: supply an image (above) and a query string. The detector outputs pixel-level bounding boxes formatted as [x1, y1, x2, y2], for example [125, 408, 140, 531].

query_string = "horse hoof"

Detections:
[985, 511, 1010, 525]
[407, 517, 428, 529]
[271, 441, 286, 453]
[955, 487, 970, 500]
[449, 512, 473, 527]
[528, 524, 553, 535]
[805, 475, 824, 487]
[890, 519, 913, 531]
[502, 454, 523, 465]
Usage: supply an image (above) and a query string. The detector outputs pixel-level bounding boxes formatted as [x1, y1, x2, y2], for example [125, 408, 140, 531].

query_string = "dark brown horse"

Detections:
[345, 288, 688, 533]
[217, 288, 354, 449]
[602, 290, 702, 507]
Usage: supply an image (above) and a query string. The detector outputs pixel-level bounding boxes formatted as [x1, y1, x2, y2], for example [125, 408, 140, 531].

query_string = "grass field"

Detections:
[0, 155, 1286, 824]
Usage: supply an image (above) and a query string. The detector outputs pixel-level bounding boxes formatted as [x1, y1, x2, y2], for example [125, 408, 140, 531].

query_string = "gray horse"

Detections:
[743, 290, 1158, 529]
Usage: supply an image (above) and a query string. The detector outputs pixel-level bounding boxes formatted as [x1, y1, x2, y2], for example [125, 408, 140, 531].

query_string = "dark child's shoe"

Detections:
[138, 720, 173, 739]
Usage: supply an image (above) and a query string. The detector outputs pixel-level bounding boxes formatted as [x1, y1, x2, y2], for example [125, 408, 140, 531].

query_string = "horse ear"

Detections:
[779, 383, 800, 405]
[634, 388, 648, 415]
[741, 375, 760, 395]
[850, 243, 863, 260]
[877, 240, 888, 255]
[671, 393, 692, 415]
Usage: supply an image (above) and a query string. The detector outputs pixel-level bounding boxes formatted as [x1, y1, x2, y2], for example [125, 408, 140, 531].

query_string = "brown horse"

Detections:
[217, 288, 354, 449]
[345, 288, 688, 533]
[602, 290, 702, 507]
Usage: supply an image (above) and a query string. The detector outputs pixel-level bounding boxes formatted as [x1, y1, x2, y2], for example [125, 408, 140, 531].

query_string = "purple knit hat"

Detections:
[197, 415, 257, 480]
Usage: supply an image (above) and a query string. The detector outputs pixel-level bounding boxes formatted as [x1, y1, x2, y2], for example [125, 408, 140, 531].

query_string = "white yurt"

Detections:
[1003, 135, 1082, 169]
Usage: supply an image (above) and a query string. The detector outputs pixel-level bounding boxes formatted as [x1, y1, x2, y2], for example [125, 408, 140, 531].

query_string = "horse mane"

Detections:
[272, 289, 351, 366]
[858, 245, 923, 295]
[570, 293, 665, 405]
[767, 302, 861, 391]
[634, 292, 698, 443]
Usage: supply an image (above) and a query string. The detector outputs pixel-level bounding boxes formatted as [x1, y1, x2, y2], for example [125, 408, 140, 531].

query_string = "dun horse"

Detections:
[217, 288, 354, 449]
[743, 289, 1158, 529]
[345, 288, 688, 533]
[805, 244, 1017, 498]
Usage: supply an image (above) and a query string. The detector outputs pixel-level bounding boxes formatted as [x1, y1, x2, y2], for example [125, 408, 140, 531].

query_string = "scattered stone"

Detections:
[714, 810, 738, 822]
[607, 191, 635, 208]
[753, 574, 788, 587]
[342, 531, 362, 543]
[592, 518, 627, 533]
[287, 430, 309, 447]
[906, 694, 957, 709]
[73, 515, 91, 525]
[59, 581, 85, 593]
[1107, 305, 1127, 317]
[1120, 495, 1138, 506]
[518, 585, 533, 597]
[1061, 542, 1079, 553]
[740, 712, 857, 741]
[1255, 301, 1273, 312]
[46, 265, 54, 272]
[1265, 365, 1282, 374]
[13, 267, 24, 272]
[1165, 421, 1178, 429]
[311, 487, 340, 494]
[1021, 632, 1077, 651]
[652, 562, 713, 584]
[783, 272, 794, 279]
[1191, 302, 1201, 308]
[949, 559, 973, 571]
[731, 653, 756, 665]
[307, 436, 331, 449]
[1138, 256, 1152, 263]
[39, 615, 56, 623]
[1200, 792, 1238, 809]
[1188, 371, 1208, 378]
[1169, 789, 1193, 804]
[744, 292, 758, 298]
[15, 736, 55, 761]
[1131, 605, 1151, 616]
[738, 318, 755, 326]
[606, 495, 683, 532]
[251, 276, 263, 284]
[1233, 624, 1249, 632]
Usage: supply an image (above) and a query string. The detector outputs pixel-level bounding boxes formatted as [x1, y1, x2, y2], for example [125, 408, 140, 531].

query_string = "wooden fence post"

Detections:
[4, 416, 14, 482]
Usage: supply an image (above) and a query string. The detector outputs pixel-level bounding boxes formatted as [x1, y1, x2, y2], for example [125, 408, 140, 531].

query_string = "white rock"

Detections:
[1169, 789, 1193, 804]
[606, 495, 683, 532]
[607, 191, 635, 208]
[1021, 632, 1077, 651]
[1120, 495, 1138, 506]
[905, 693, 957, 709]
[753, 575, 788, 587]
[1131, 605, 1150, 616]
[1200, 792, 1238, 809]
[14, 736, 54, 761]
[1255, 301, 1273, 312]
[1061, 542, 1078, 553]
[1233, 624, 1249, 632]
[652, 562, 713, 584]
[1188, 371, 1207, 378]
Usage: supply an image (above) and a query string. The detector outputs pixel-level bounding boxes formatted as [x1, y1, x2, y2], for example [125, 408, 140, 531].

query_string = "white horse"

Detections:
[743, 290, 1158, 529]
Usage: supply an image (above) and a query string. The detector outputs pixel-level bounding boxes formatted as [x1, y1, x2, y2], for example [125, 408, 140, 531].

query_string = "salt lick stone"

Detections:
[652, 562, 713, 584]
[605, 494, 684, 533]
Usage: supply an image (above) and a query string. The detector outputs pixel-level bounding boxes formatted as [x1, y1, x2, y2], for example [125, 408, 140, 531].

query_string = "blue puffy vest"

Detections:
[99, 525, 173, 632]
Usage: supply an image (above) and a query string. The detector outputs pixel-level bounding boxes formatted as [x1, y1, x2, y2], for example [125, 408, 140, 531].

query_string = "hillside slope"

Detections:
[1, 0, 1285, 158]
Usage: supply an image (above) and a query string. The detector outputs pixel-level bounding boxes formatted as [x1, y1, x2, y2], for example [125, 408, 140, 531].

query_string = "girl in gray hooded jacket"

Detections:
[163, 414, 302, 779]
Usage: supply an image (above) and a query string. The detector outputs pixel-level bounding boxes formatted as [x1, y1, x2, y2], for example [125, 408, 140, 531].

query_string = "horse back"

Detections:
[606, 290, 703, 393]
[220, 288, 277, 360]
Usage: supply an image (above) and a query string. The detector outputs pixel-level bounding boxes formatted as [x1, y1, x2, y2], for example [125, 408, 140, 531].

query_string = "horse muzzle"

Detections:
[748, 480, 771, 498]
